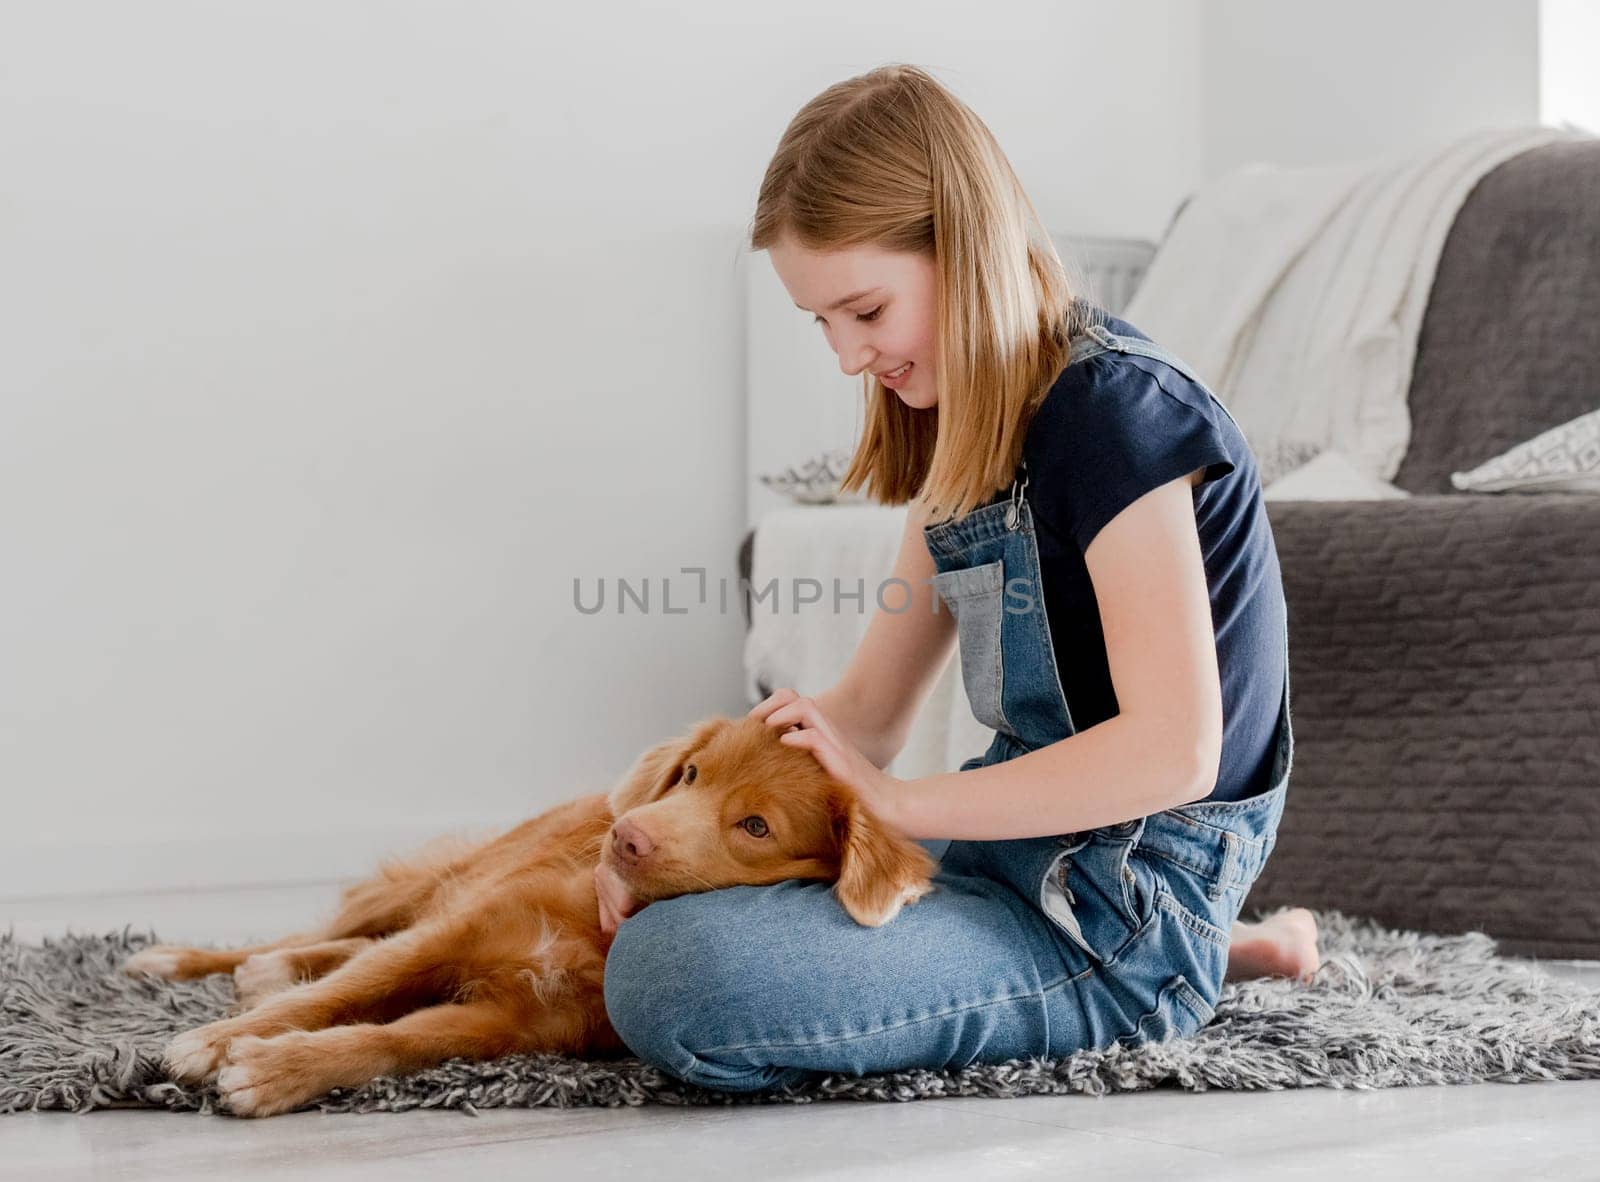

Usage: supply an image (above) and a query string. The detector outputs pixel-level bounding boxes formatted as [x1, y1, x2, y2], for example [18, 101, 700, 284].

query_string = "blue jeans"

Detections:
[603, 770, 1288, 1094]
[604, 321, 1294, 1095]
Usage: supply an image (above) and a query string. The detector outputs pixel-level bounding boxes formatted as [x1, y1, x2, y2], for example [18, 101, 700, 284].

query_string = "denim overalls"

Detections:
[927, 321, 1294, 1045]
[602, 323, 1295, 1093]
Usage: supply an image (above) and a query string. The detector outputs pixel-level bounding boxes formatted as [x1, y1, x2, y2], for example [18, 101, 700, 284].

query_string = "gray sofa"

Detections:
[1250, 139, 1600, 959]
[741, 139, 1600, 959]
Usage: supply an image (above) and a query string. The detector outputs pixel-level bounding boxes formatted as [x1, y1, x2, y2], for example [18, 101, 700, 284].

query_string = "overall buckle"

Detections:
[1005, 466, 1030, 531]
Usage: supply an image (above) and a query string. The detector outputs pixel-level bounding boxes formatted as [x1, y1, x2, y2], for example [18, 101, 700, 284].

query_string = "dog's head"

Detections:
[603, 715, 936, 926]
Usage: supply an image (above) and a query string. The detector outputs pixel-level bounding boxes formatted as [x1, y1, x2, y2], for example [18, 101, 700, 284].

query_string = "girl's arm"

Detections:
[889, 470, 1224, 840]
[811, 498, 957, 770]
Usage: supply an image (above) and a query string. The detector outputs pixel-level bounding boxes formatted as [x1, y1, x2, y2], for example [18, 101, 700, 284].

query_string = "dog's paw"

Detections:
[122, 945, 187, 979]
[234, 951, 297, 1007]
[163, 1021, 239, 1084]
[216, 1034, 326, 1118]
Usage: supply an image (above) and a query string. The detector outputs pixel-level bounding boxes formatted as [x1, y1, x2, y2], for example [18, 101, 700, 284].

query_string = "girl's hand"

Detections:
[752, 689, 910, 835]
[594, 859, 644, 936]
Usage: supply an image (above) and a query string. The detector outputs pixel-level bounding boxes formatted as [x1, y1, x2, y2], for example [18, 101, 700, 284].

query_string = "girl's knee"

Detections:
[603, 890, 804, 1090]
[602, 891, 736, 1066]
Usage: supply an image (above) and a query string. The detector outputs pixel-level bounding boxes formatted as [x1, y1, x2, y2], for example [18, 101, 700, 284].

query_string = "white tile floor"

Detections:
[6, 885, 1600, 1182]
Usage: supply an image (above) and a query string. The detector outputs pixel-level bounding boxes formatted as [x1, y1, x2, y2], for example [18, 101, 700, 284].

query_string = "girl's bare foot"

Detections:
[1225, 907, 1320, 982]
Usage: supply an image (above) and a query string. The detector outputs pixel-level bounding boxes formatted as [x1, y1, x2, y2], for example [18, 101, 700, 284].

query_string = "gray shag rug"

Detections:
[4, 908, 1599, 1116]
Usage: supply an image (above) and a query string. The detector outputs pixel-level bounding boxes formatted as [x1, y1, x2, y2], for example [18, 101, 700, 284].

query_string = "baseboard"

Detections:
[0, 815, 517, 902]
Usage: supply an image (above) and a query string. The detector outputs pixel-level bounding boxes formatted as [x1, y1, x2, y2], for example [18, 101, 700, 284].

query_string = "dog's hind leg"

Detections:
[314, 836, 482, 939]
[124, 835, 482, 983]
[122, 874, 432, 983]
[233, 937, 379, 1007]
[127, 921, 396, 985]
[123, 933, 328, 982]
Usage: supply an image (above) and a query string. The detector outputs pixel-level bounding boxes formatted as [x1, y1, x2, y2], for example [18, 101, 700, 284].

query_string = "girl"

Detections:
[597, 64, 1319, 1094]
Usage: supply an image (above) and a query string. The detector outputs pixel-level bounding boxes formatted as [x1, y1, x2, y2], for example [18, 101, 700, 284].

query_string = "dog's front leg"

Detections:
[215, 996, 538, 1117]
[163, 928, 447, 1084]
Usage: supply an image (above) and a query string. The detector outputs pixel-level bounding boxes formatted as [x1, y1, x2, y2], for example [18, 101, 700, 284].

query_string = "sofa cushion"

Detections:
[1450, 407, 1600, 493]
[1398, 138, 1600, 494]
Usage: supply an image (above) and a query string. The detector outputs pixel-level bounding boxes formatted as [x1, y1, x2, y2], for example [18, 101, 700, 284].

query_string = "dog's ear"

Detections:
[829, 792, 937, 927]
[607, 717, 732, 817]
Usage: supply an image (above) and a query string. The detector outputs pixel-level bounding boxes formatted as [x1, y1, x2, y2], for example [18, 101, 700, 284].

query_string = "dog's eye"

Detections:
[741, 816, 769, 838]
[682, 765, 697, 785]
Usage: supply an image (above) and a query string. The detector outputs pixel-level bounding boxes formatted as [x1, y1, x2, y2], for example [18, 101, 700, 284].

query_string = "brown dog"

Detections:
[122, 715, 937, 1116]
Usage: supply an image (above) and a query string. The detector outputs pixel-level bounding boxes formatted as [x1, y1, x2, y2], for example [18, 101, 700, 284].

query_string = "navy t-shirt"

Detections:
[1017, 309, 1288, 804]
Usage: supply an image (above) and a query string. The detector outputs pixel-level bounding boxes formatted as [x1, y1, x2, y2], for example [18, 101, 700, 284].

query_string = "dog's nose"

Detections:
[611, 817, 655, 864]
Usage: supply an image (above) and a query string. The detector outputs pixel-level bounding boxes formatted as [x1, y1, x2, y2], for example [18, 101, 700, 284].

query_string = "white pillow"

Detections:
[1263, 449, 1411, 501]
[1449, 408, 1600, 493]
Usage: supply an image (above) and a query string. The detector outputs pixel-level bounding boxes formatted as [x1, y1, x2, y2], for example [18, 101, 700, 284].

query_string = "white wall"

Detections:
[1201, 0, 1541, 177]
[1541, 0, 1600, 133]
[0, 0, 1555, 903]
[0, 0, 1207, 898]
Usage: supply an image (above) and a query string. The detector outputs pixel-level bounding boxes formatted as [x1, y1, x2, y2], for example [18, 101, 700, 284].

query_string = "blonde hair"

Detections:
[749, 64, 1095, 522]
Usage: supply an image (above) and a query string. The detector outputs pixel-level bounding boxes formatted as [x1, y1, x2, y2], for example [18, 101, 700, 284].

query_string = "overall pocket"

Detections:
[1116, 972, 1216, 1049]
[1042, 834, 1155, 969]
[931, 560, 1013, 736]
